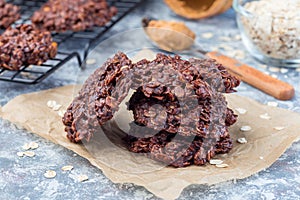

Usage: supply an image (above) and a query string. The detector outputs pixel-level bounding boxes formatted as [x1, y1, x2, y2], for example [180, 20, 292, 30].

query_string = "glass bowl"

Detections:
[233, 0, 300, 68]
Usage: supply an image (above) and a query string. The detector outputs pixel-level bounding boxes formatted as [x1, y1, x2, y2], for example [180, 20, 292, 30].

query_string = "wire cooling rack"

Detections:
[0, 0, 143, 84]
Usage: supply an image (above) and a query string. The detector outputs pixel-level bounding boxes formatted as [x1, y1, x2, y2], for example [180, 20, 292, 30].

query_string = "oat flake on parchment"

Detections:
[209, 159, 223, 165]
[240, 125, 252, 132]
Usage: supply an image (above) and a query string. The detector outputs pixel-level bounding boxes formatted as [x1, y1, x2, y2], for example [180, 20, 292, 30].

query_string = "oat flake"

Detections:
[240, 125, 252, 132]
[78, 175, 89, 182]
[216, 164, 229, 168]
[260, 113, 271, 120]
[17, 152, 24, 157]
[280, 68, 288, 74]
[209, 159, 223, 165]
[52, 104, 62, 111]
[62, 165, 73, 171]
[22, 143, 31, 150]
[274, 126, 285, 131]
[29, 142, 39, 150]
[234, 35, 241, 40]
[24, 151, 35, 157]
[57, 110, 65, 117]
[201, 32, 213, 39]
[271, 74, 278, 79]
[44, 170, 56, 178]
[268, 67, 280, 73]
[47, 100, 56, 109]
[219, 36, 231, 42]
[267, 102, 278, 107]
[237, 137, 247, 144]
[235, 107, 247, 114]
[86, 59, 96, 65]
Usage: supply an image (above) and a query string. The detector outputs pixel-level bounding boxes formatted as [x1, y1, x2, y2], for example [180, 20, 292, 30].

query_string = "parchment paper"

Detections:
[1, 51, 300, 199]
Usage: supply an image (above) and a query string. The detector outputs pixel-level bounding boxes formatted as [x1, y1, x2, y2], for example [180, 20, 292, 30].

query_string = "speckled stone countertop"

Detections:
[1, 1, 300, 199]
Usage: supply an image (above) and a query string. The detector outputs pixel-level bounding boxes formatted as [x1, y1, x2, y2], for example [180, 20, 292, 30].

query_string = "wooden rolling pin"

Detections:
[206, 51, 295, 100]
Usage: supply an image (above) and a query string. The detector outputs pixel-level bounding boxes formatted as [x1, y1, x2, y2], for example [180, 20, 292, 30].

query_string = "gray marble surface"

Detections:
[1, 0, 300, 199]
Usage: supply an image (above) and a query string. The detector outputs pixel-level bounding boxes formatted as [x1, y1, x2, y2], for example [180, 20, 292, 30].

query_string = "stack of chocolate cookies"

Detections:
[63, 52, 240, 167]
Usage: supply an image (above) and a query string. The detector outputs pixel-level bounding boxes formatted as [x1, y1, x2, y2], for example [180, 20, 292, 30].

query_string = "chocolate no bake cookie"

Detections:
[31, 0, 117, 32]
[0, 0, 20, 29]
[0, 24, 57, 70]
[62, 52, 240, 167]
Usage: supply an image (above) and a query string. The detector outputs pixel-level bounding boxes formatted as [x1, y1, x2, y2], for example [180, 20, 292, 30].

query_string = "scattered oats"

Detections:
[62, 165, 73, 171]
[57, 110, 65, 117]
[260, 113, 271, 120]
[47, 100, 57, 109]
[86, 59, 96, 65]
[23, 151, 35, 157]
[274, 126, 285, 131]
[219, 36, 231, 42]
[22, 143, 31, 150]
[209, 159, 223, 165]
[201, 32, 214, 39]
[52, 104, 62, 111]
[216, 163, 229, 168]
[78, 175, 89, 182]
[271, 74, 278, 79]
[17, 152, 24, 157]
[44, 170, 56, 179]
[267, 101, 278, 107]
[268, 67, 280, 72]
[23, 142, 39, 150]
[259, 156, 264, 160]
[234, 34, 241, 40]
[280, 68, 289, 74]
[235, 108, 247, 114]
[258, 64, 268, 69]
[29, 142, 39, 150]
[237, 137, 248, 144]
[240, 125, 252, 132]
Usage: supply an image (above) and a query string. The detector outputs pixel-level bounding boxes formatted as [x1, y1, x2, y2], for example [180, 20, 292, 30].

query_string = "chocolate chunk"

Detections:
[0, 24, 57, 70]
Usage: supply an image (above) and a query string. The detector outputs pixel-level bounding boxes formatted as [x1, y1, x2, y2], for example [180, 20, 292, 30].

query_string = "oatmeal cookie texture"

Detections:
[241, 0, 300, 59]
[62, 52, 240, 167]
[31, 0, 117, 32]
[0, 0, 20, 28]
[0, 24, 57, 70]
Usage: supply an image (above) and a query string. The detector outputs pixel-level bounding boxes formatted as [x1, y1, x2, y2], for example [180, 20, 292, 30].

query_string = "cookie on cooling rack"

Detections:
[0, 0, 20, 29]
[0, 24, 57, 70]
[31, 0, 117, 32]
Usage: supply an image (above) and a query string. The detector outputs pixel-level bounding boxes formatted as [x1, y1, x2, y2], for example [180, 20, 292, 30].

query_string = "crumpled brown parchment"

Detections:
[1, 50, 300, 199]
[1, 85, 300, 199]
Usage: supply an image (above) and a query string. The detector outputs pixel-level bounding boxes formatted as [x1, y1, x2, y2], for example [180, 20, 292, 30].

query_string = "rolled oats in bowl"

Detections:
[233, 0, 300, 67]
